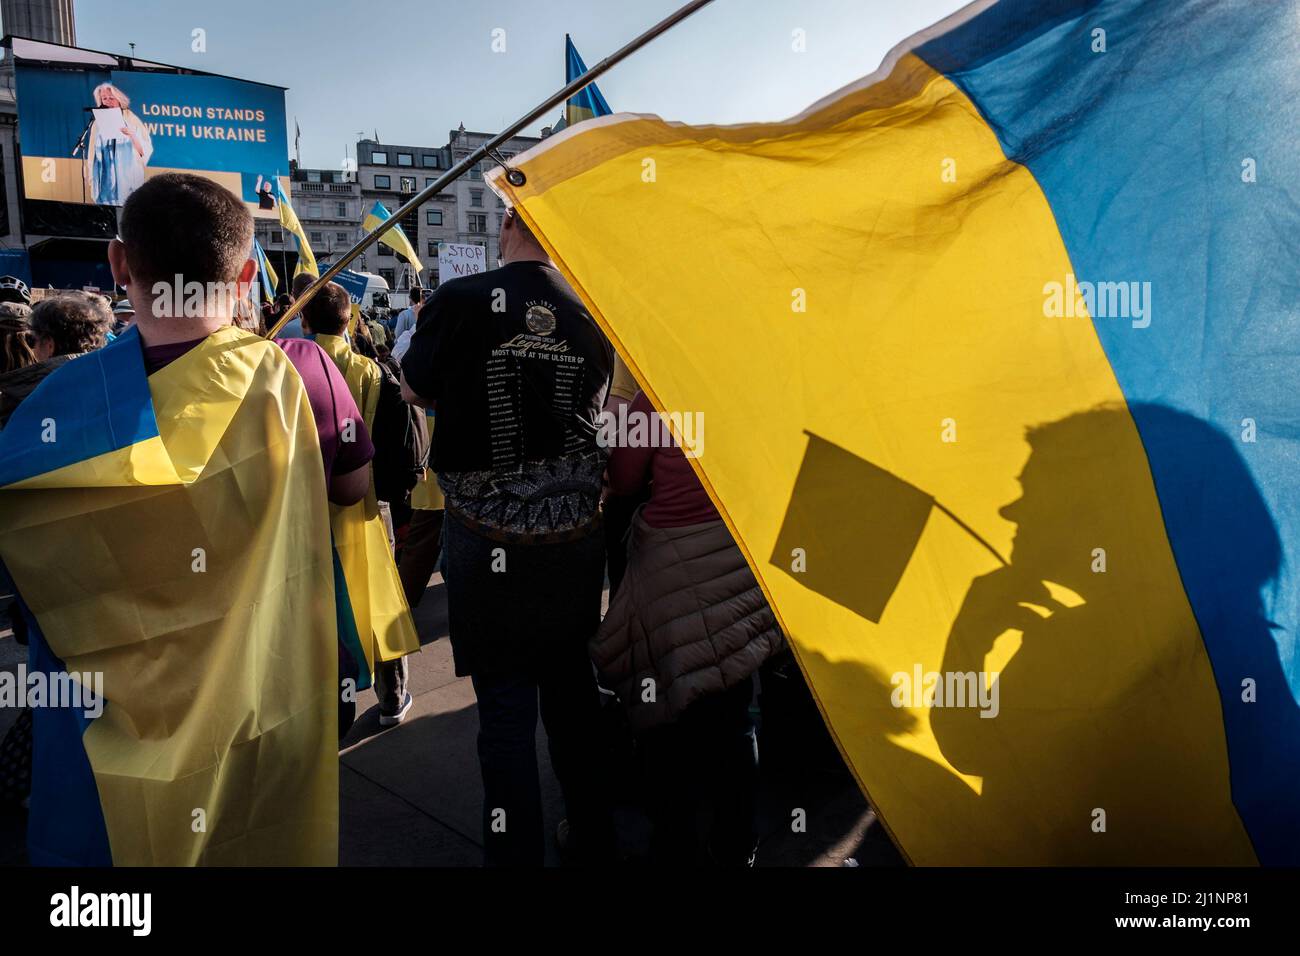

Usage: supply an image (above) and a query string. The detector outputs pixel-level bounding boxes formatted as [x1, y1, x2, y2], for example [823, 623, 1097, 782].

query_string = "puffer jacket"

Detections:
[592, 512, 784, 731]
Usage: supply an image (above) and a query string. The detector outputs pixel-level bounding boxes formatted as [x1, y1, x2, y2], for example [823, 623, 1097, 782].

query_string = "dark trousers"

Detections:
[397, 508, 444, 609]
[638, 676, 759, 866]
[471, 642, 615, 867]
[374, 507, 443, 714]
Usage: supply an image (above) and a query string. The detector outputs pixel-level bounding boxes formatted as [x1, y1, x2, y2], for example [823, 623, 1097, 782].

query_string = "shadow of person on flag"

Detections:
[931, 404, 1298, 864]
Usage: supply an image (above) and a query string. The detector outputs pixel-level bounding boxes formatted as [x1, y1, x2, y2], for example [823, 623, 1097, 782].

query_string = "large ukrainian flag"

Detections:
[0, 327, 339, 865]
[489, 0, 1300, 865]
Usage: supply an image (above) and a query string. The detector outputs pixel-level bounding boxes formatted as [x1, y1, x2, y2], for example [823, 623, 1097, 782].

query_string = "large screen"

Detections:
[15, 64, 289, 215]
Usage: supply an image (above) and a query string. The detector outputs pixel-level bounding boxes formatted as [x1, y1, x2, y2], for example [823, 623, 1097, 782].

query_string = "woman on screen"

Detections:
[85, 83, 153, 206]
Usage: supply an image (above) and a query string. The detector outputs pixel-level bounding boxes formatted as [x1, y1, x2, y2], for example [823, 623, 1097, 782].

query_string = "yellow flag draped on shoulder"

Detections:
[0, 326, 338, 866]
[313, 334, 420, 673]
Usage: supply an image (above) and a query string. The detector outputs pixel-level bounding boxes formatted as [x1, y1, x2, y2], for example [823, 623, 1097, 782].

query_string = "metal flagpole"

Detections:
[267, 0, 716, 338]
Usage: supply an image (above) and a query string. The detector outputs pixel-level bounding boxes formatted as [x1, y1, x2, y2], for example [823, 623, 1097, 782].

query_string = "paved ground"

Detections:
[0, 574, 903, 867]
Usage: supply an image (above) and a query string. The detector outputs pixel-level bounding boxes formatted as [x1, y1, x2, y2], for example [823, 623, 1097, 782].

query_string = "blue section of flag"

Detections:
[920, 0, 1300, 864]
[565, 35, 612, 118]
[25, 608, 113, 867]
[0, 326, 156, 488]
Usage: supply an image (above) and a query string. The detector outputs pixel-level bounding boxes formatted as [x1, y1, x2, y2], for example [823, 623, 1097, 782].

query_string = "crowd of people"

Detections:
[0, 172, 799, 868]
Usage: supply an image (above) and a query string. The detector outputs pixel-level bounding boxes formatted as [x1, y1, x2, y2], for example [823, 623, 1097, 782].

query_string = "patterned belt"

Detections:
[445, 502, 604, 546]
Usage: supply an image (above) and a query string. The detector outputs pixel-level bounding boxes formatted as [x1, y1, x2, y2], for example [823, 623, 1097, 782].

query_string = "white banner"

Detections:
[437, 241, 487, 281]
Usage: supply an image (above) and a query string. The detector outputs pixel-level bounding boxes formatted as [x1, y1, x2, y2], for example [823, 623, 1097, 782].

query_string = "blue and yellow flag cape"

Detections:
[363, 201, 424, 275]
[0, 327, 339, 865]
[312, 333, 420, 680]
[490, 0, 1300, 865]
[563, 34, 612, 129]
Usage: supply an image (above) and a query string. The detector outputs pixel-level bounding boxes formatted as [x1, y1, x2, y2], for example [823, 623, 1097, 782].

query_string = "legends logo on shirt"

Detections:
[524, 300, 558, 336]
[497, 333, 572, 357]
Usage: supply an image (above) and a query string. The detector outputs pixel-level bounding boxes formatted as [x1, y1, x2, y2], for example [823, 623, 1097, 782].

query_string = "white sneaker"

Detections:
[379, 692, 413, 727]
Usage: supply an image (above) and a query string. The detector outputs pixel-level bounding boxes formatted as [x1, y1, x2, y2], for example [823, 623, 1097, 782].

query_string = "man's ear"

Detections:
[107, 238, 131, 287]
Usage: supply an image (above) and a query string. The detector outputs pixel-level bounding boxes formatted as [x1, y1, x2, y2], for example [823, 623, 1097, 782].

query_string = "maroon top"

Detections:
[142, 334, 374, 497]
[607, 390, 719, 528]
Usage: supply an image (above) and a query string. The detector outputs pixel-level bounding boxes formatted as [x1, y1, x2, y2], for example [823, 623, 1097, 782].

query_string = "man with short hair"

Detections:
[401, 207, 616, 866]
[0, 173, 367, 865]
[0, 292, 113, 427]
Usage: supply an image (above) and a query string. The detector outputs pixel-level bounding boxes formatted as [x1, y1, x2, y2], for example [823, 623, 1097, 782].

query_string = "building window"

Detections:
[467, 165, 482, 180]
[336, 201, 347, 217]
[379, 268, 395, 287]
[426, 208, 443, 226]
[427, 240, 438, 257]
[307, 170, 321, 183]
[425, 177, 435, 188]
[468, 214, 487, 233]
[470, 189, 483, 208]
[271, 230, 283, 243]
[495, 213, 503, 232]
[400, 176, 416, 193]
[378, 243, 393, 256]
[336, 232, 348, 243]
[310, 232, 322, 244]
[374, 175, 391, 189]
[371, 151, 388, 165]
[422, 154, 438, 168]
[397, 153, 413, 167]
[308, 201, 321, 217]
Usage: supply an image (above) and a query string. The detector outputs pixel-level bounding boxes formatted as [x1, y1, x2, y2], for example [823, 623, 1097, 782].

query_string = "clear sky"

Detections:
[67, 0, 968, 169]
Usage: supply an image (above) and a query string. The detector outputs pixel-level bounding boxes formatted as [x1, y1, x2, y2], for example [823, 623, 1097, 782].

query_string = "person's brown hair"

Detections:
[291, 273, 316, 297]
[118, 173, 253, 288]
[302, 281, 351, 336]
[350, 310, 378, 360]
[0, 303, 35, 373]
[28, 292, 113, 356]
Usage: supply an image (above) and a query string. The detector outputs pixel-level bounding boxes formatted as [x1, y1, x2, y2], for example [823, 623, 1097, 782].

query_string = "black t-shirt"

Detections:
[401, 260, 614, 474]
